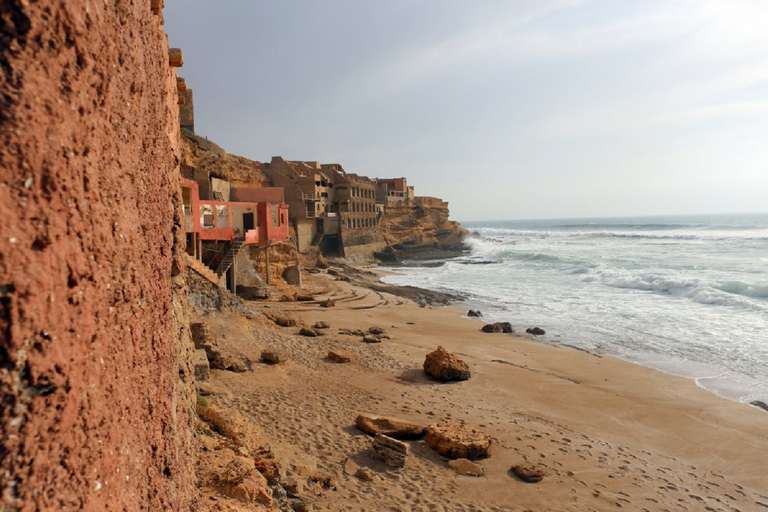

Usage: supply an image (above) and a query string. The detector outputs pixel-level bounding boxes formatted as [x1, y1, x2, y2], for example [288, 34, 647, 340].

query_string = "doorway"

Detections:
[243, 212, 255, 232]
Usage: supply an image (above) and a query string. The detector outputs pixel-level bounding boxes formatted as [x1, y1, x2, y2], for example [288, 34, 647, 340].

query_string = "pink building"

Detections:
[181, 178, 289, 290]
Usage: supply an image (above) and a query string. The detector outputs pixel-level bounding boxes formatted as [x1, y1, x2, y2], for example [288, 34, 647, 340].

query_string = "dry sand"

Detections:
[199, 267, 768, 512]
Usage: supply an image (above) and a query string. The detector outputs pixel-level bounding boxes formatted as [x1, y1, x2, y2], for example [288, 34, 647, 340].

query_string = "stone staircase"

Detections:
[182, 252, 219, 285]
[215, 238, 245, 277]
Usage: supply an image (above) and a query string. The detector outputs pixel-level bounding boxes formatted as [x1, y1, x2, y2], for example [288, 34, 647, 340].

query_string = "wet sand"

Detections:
[201, 266, 768, 511]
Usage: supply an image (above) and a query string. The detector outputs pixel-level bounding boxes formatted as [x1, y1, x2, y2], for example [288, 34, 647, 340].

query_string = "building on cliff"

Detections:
[262, 157, 386, 261]
[373, 177, 415, 206]
[181, 168, 289, 291]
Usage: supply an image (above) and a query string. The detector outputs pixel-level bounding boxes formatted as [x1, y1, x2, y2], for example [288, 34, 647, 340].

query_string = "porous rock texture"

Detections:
[425, 421, 492, 460]
[0, 2, 198, 509]
[423, 346, 471, 381]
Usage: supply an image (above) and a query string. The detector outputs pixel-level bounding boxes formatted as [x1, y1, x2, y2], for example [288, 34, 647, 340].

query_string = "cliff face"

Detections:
[379, 197, 468, 258]
[181, 130, 271, 186]
[0, 2, 197, 510]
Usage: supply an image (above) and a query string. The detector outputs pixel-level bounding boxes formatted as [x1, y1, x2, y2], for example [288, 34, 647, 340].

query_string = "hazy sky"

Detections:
[164, 0, 768, 221]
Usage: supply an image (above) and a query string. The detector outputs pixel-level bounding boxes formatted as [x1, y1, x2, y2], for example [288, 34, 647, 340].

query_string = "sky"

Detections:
[164, 0, 768, 222]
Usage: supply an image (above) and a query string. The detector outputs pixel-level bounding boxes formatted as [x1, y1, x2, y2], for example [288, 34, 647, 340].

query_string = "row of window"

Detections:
[349, 201, 376, 213]
[346, 217, 378, 229]
[351, 186, 375, 199]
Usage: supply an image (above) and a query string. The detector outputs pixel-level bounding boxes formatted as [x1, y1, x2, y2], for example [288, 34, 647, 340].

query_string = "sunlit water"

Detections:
[382, 213, 768, 407]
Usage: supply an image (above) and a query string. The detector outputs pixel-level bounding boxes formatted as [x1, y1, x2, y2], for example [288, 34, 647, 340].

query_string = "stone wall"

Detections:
[0, 1, 197, 509]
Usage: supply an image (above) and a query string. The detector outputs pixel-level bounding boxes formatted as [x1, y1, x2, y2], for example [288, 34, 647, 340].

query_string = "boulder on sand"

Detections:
[355, 414, 426, 440]
[423, 346, 471, 381]
[481, 322, 514, 333]
[510, 463, 547, 483]
[425, 421, 491, 460]
[370, 434, 409, 468]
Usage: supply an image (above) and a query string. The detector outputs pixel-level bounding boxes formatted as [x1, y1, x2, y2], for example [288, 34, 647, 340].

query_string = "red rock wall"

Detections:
[0, 1, 197, 509]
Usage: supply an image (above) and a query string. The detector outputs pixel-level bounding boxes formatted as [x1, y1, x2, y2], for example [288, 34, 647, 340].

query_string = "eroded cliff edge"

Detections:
[0, 2, 198, 509]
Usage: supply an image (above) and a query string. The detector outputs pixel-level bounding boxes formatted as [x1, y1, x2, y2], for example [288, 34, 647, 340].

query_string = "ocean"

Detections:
[381, 213, 768, 408]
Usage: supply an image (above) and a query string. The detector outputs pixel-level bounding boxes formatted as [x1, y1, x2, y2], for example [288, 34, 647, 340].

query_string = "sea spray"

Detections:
[382, 213, 768, 407]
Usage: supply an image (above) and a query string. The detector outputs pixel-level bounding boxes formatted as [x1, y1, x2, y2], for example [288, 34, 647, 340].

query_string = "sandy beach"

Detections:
[195, 265, 768, 512]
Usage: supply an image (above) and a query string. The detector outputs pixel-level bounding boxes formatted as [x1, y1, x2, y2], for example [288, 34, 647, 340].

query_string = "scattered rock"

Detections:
[339, 328, 365, 336]
[299, 327, 318, 337]
[355, 414, 426, 440]
[423, 346, 471, 381]
[368, 326, 385, 335]
[328, 350, 352, 363]
[481, 322, 514, 333]
[526, 327, 545, 336]
[467, 310, 483, 317]
[314, 321, 330, 329]
[354, 468, 374, 482]
[425, 421, 491, 460]
[362, 334, 382, 343]
[296, 294, 315, 302]
[193, 348, 211, 382]
[510, 463, 546, 483]
[261, 349, 285, 365]
[211, 356, 248, 373]
[320, 299, 335, 308]
[447, 458, 485, 477]
[274, 316, 296, 327]
[327, 268, 340, 276]
[370, 434, 409, 468]
[213, 457, 272, 504]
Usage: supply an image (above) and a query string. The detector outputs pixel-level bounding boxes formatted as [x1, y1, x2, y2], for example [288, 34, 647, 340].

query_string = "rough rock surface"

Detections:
[0, 1, 198, 509]
[467, 310, 483, 317]
[511, 463, 547, 483]
[378, 197, 468, 258]
[328, 350, 352, 363]
[425, 422, 492, 460]
[370, 434, 409, 468]
[423, 346, 471, 381]
[526, 327, 546, 336]
[261, 349, 285, 365]
[355, 414, 426, 440]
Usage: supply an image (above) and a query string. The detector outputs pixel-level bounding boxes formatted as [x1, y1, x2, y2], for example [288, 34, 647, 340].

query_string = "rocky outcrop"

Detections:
[526, 327, 546, 336]
[425, 422, 492, 460]
[355, 414, 426, 439]
[423, 346, 471, 381]
[378, 197, 468, 260]
[181, 131, 271, 185]
[0, 1, 197, 509]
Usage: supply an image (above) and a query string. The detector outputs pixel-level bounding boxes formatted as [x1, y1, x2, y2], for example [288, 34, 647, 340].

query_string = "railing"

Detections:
[302, 193, 318, 201]
[183, 205, 193, 215]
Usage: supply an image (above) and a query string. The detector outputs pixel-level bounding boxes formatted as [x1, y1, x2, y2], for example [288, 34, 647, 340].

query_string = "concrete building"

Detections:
[374, 177, 415, 206]
[262, 157, 385, 260]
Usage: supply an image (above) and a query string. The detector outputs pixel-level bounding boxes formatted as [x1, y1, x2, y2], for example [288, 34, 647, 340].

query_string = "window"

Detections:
[203, 214, 214, 227]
